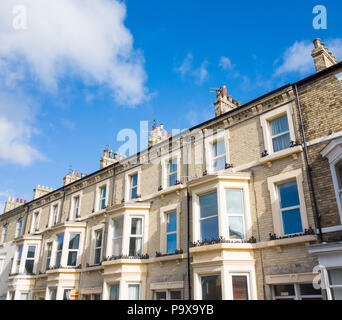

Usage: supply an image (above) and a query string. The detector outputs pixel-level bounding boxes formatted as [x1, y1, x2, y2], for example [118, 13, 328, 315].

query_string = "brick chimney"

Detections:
[100, 148, 121, 169]
[148, 123, 169, 147]
[4, 196, 26, 213]
[214, 85, 241, 117]
[63, 170, 86, 186]
[311, 38, 338, 72]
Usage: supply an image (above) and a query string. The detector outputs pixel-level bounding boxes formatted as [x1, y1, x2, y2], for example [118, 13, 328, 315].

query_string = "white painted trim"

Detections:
[124, 167, 142, 202]
[308, 132, 342, 148]
[69, 190, 83, 221]
[159, 203, 180, 254]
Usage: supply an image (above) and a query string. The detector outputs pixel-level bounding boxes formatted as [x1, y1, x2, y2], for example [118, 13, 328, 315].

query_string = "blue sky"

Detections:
[0, 0, 342, 212]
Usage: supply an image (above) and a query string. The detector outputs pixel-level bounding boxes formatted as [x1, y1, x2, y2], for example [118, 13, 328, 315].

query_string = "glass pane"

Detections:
[201, 275, 222, 300]
[128, 284, 140, 300]
[20, 293, 29, 300]
[69, 234, 80, 249]
[332, 288, 342, 300]
[18, 246, 23, 260]
[63, 289, 71, 300]
[232, 276, 249, 300]
[336, 160, 342, 190]
[101, 198, 106, 210]
[129, 237, 142, 256]
[279, 181, 300, 209]
[50, 288, 57, 300]
[55, 252, 62, 267]
[113, 217, 124, 238]
[270, 115, 289, 136]
[329, 269, 342, 285]
[272, 133, 291, 152]
[274, 284, 295, 297]
[213, 140, 225, 157]
[199, 192, 218, 219]
[169, 173, 177, 187]
[57, 234, 64, 250]
[131, 218, 143, 235]
[101, 186, 107, 198]
[170, 291, 182, 300]
[94, 248, 101, 264]
[213, 155, 226, 172]
[131, 186, 137, 199]
[112, 238, 122, 256]
[282, 208, 303, 234]
[167, 233, 177, 253]
[200, 216, 219, 241]
[169, 159, 177, 173]
[93, 294, 101, 300]
[228, 216, 245, 239]
[167, 212, 177, 233]
[110, 284, 120, 300]
[155, 291, 167, 300]
[27, 246, 36, 258]
[131, 174, 138, 187]
[96, 230, 103, 247]
[226, 189, 244, 214]
[25, 260, 34, 274]
[299, 284, 322, 296]
[67, 251, 78, 266]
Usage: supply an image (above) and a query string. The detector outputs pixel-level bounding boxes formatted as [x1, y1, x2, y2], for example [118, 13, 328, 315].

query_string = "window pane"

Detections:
[67, 251, 78, 266]
[169, 159, 177, 173]
[94, 248, 101, 264]
[226, 189, 244, 214]
[228, 216, 245, 239]
[336, 160, 342, 190]
[63, 289, 71, 300]
[50, 288, 57, 300]
[129, 237, 142, 256]
[113, 217, 124, 238]
[270, 115, 289, 135]
[57, 234, 64, 250]
[299, 284, 322, 296]
[214, 140, 225, 157]
[69, 234, 80, 249]
[55, 252, 62, 267]
[131, 174, 138, 187]
[167, 212, 177, 233]
[20, 293, 29, 300]
[169, 173, 177, 187]
[199, 192, 218, 219]
[128, 284, 140, 300]
[213, 155, 226, 172]
[101, 186, 107, 198]
[282, 208, 303, 234]
[170, 291, 182, 300]
[27, 246, 36, 258]
[274, 284, 295, 297]
[332, 288, 342, 300]
[200, 216, 219, 241]
[131, 218, 143, 235]
[155, 291, 167, 300]
[167, 234, 177, 253]
[329, 269, 342, 285]
[25, 260, 34, 274]
[112, 239, 122, 256]
[96, 230, 103, 247]
[201, 275, 222, 300]
[279, 181, 300, 208]
[272, 133, 291, 152]
[110, 284, 120, 300]
[232, 276, 249, 300]
[131, 186, 137, 199]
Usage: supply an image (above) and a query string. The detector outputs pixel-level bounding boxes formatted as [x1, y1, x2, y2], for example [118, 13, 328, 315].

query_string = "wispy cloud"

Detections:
[175, 53, 209, 85]
[219, 56, 234, 71]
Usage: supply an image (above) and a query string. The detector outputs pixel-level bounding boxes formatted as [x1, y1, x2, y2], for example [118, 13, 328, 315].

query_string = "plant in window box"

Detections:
[203, 170, 208, 176]
[269, 233, 278, 240]
[261, 150, 269, 157]
[225, 163, 233, 169]
[136, 194, 141, 199]
[304, 227, 315, 235]
[121, 199, 125, 204]
[248, 236, 257, 243]
[158, 186, 163, 191]
[175, 180, 181, 185]
[290, 140, 301, 147]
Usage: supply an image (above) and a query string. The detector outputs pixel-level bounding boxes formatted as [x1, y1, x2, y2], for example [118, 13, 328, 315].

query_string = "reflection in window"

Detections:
[128, 284, 140, 300]
[199, 192, 219, 241]
[201, 275, 222, 300]
[166, 211, 177, 253]
[212, 140, 226, 172]
[270, 115, 291, 152]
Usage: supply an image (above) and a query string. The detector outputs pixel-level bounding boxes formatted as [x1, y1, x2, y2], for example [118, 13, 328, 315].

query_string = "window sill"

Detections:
[46, 268, 81, 274]
[259, 145, 303, 167]
[149, 253, 186, 264]
[156, 184, 185, 197]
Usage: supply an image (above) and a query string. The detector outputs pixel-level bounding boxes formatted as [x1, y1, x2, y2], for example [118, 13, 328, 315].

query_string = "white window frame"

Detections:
[16, 218, 23, 238]
[229, 273, 251, 300]
[267, 169, 309, 236]
[24, 245, 37, 275]
[69, 191, 82, 220]
[161, 151, 181, 189]
[160, 204, 180, 254]
[67, 233, 81, 267]
[12, 241, 41, 275]
[111, 215, 124, 257]
[128, 216, 144, 256]
[49, 201, 61, 227]
[260, 103, 296, 155]
[127, 282, 141, 300]
[30, 210, 41, 234]
[55, 233, 64, 268]
[154, 289, 182, 300]
[199, 273, 222, 300]
[125, 168, 141, 201]
[94, 180, 110, 212]
[91, 225, 104, 265]
[204, 130, 230, 174]
[14, 245, 23, 274]
[45, 241, 53, 271]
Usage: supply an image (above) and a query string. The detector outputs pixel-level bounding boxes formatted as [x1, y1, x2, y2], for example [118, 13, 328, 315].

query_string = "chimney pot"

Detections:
[313, 38, 322, 48]
[76, 172, 80, 178]
[16, 198, 19, 203]
[104, 149, 108, 157]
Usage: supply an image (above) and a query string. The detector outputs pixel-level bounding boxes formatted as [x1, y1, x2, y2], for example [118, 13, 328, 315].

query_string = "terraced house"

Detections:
[0, 38, 341, 300]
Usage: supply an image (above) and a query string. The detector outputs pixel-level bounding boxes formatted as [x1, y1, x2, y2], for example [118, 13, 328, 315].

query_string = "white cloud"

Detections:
[0, 0, 148, 106]
[274, 39, 342, 76]
[219, 56, 234, 70]
[175, 53, 209, 85]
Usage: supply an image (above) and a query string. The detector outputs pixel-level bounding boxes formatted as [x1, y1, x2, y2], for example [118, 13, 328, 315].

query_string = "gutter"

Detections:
[293, 84, 323, 242]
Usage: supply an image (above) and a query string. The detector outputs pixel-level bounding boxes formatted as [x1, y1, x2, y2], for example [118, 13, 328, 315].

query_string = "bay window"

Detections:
[226, 189, 245, 240]
[112, 216, 124, 256]
[109, 283, 120, 300]
[129, 217, 143, 256]
[15, 245, 23, 274]
[55, 234, 64, 267]
[24, 245, 36, 274]
[67, 233, 80, 267]
[94, 230, 103, 265]
[128, 283, 141, 300]
[201, 274, 222, 300]
[199, 192, 219, 241]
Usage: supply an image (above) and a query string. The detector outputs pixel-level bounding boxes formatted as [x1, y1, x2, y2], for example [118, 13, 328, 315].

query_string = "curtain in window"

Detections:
[110, 284, 120, 300]
[113, 217, 123, 256]
[270, 115, 290, 152]
[128, 284, 140, 300]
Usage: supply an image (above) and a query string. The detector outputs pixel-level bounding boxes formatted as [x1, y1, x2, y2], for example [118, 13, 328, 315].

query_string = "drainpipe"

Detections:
[293, 84, 323, 242]
[187, 190, 192, 300]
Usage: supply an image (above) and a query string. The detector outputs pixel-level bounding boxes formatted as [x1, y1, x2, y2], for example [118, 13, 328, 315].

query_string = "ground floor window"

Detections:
[273, 283, 322, 300]
[49, 288, 57, 300]
[328, 269, 342, 300]
[83, 293, 101, 300]
[201, 274, 222, 300]
[20, 292, 29, 300]
[109, 283, 120, 300]
[128, 283, 141, 300]
[63, 289, 73, 300]
[154, 290, 182, 300]
[231, 275, 249, 300]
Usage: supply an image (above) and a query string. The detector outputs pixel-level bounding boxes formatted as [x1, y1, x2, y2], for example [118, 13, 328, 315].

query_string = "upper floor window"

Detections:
[2, 224, 8, 243]
[99, 186, 107, 210]
[335, 159, 342, 208]
[25, 245, 36, 274]
[226, 189, 246, 240]
[278, 180, 303, 235]
[212, 140, 226, 172]
[17, 218, 23, 237]
[112, 217, 124, 256]
[67, 233, 80, 267]
[129, 217, 143, 256]
[94, 230, 103, 265]
[55, 234, 64, 267]
[199, 191, 219, 241]
[130, 174, 138, 200]
[31, 212, 40, 233]
[168, 159, 178, 187]
[166, 211, 177, 253]
[52, 204, 59, 226]
[15, 245, 23, 273]
[46, 242, 52, 270]
[269, 115, 291, 153]
[73, 196, 80, 219]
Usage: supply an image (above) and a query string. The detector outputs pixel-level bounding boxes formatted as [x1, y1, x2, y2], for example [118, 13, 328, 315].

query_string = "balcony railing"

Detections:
[191, 236, 257, 248]
[155, 249, 184, 258]
[269, 227, 315, 241]
[103, 253, 149, 262]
